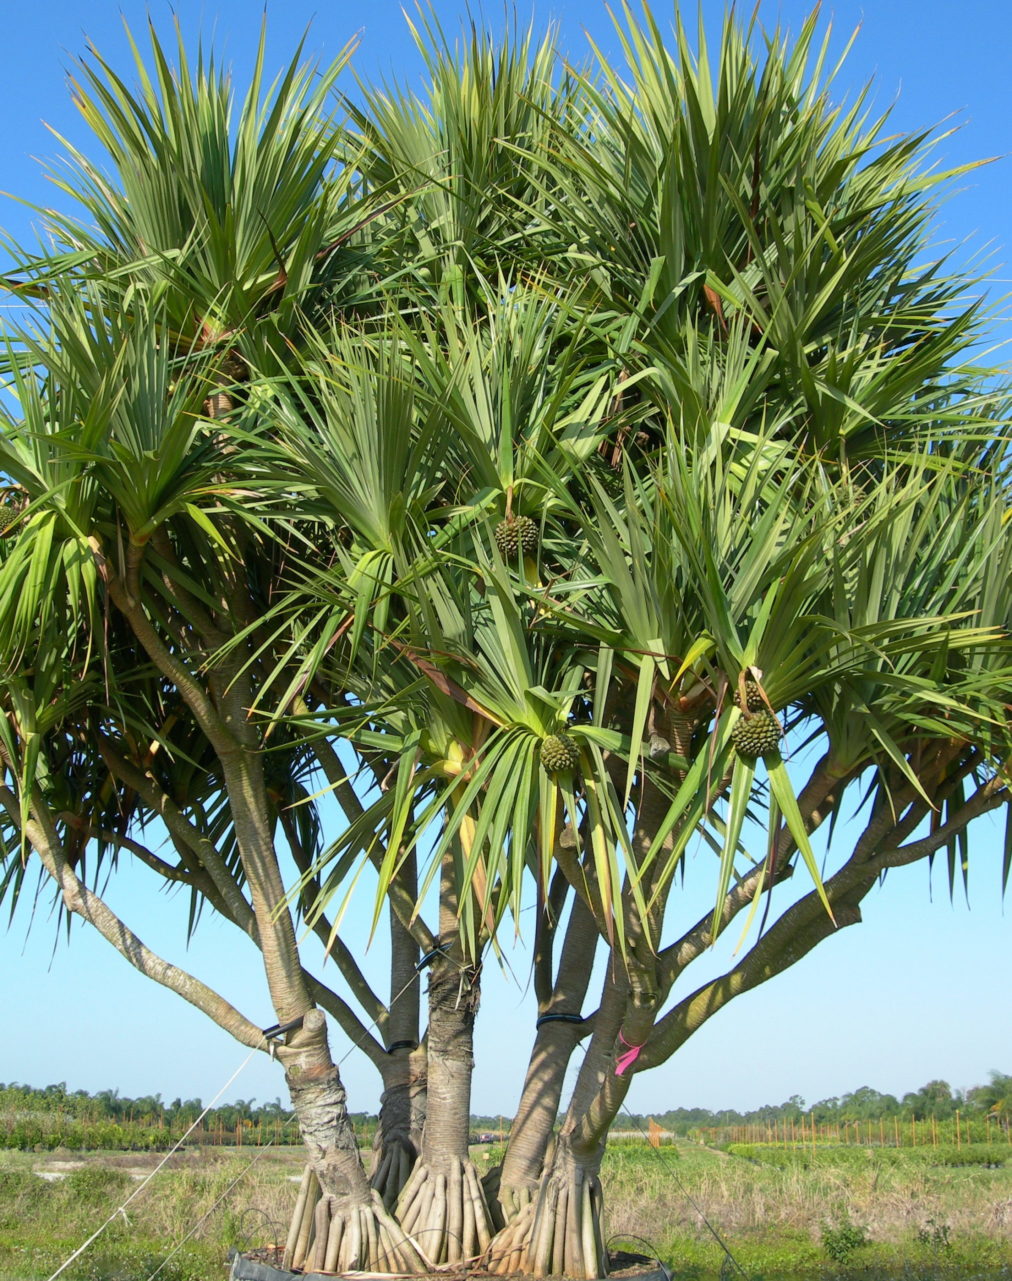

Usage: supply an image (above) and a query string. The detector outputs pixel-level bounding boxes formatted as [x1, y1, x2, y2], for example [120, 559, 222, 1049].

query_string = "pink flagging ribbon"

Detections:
[614, 1030, 644, 1077]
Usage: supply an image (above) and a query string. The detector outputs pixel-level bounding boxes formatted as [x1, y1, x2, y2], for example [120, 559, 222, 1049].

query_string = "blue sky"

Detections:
[0, 0, 1009, 1119]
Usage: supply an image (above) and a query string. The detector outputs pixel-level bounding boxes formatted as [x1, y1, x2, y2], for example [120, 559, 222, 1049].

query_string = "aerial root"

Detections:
[283, 1166, 318, 1270]
[497, 1180, 535, 1223]
[486, 1166, 606, 1279]
[485, 1198, 535, 1274]
[371, 1135, 417, 1210]
[285, 1175, 429, 1274]
[394, 1155, 493, 1265]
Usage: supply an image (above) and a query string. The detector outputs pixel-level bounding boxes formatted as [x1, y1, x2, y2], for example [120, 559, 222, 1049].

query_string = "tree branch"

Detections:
[57, 815, 194, 886]
[862, 775, 1008, 875]
[641, 770, 1008, 1072]
[301, 710, 437, 954]
[281, 804, 387, 1028]
[93, 538, 236, 759]
[300, 971, 386, 1069]
[656, 752, 845, 991]
[1, 785, 267, 1050]
[150, 527, 230, 651]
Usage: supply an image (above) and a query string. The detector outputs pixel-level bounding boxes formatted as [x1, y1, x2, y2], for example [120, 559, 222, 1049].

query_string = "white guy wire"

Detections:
[45, 1046, 261, 1281]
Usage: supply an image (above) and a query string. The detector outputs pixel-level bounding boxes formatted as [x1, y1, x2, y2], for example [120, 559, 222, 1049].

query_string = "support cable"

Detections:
[46, 1047, 261, 1281]
[145, 1142, 278, 1281]
[52, 931, 477, 1281]
[152, 966, 432, 1281]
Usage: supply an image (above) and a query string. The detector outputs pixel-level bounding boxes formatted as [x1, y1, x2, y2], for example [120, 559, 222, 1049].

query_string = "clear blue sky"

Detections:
[0, 0, 1009, 1120]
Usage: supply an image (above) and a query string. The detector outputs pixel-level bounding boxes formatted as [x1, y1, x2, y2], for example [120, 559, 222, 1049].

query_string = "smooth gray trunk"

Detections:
[395, 943, 494, 1265]
[372, 907, 425, 1208]
[372, 1044, 426, 1208]
[496, 892, 598, 1219]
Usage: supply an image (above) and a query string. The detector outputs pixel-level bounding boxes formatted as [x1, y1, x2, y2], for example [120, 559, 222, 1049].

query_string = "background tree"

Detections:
[968, 1071, 1012, 1126]
[902, 1081, 960, 1121]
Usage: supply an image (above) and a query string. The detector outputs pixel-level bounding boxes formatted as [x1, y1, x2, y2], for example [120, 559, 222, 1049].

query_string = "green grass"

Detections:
[1, 1141, 1010, 1280]
[0, 1148, 294, 1281]
[724, 1141, 1008, 1168]
[602, 1139, 1012, 1276]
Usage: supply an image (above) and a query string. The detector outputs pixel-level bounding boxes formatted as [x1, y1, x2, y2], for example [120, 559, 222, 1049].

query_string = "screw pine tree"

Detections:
[0, 7, 1009, 1279]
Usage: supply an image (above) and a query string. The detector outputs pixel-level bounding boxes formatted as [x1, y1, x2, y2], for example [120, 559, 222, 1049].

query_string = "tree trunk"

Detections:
[277, 1010, 428, 1273]
[492, 1018, 580, 1224]
[395, 929, 494, 1265]
[220, 732, 425, 1270]
[495, 893, 598, 1221]
[372, 1042, 426, 1209]
[372, 883, 426, 1209]
[489, 948, 643, 1278]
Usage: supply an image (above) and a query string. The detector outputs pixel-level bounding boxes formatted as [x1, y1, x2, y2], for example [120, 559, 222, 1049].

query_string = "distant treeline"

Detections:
[1, 1071, 1008, 1151]
[0, 1081, 360, 1151]
[614, 1070, 1011, 1132]
[480, 1070, 1011, 1133]
[0, 1081, 329, 1130]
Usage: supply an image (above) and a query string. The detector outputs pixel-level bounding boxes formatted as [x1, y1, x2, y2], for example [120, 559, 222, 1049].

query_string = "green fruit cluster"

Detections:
[494, 514, 538, 557]
[731, 711, 781, 760]
[540, 733, 579, 774]
[732, 678, 765, 712]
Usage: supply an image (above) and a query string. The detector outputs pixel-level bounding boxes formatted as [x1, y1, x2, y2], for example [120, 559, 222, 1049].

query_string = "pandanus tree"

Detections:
[0, 7, 1010, 1281]
[0, 25, 436, 1273]
[277, 7, 1012, 1276]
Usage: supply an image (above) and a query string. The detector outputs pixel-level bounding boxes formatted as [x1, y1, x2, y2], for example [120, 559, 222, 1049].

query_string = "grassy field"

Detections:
[600, 1140, 1012, 1277]
[0, 1140, 1009, 1280]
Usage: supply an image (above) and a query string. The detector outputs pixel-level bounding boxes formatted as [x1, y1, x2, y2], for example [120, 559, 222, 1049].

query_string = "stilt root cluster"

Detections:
[395, 1156, 493, 1266]
[284, 1167, 429, 1273]
[487, 1166, 606, 1280]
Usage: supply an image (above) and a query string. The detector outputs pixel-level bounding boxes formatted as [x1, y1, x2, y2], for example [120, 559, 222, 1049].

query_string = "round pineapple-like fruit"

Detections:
[0, 507, 18, 537]
[494, 514, 539, 558]
[732, 678, 765, 713]
[540, 733, 580, 775]
[731, 710, 781, 760]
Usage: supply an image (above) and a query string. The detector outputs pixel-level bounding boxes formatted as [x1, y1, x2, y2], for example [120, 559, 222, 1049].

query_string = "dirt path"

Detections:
[25, 1145, 307, 1180]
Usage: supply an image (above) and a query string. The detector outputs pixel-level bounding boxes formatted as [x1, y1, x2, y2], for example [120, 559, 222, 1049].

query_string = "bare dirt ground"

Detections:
[27, 1144, 308, 1180]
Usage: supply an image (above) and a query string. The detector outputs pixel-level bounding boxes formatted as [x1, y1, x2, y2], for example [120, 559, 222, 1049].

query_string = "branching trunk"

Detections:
[1, 785, 268, 1048]
[372, 1045, 426, 1209]
[488, 779, 667, 1274]
[492, 1017, 580, 1223]
[496, 891, 598, 1221]
[389, 847, 496, 1264]
[487, 967, 630, 1279]
[372, 864, 425, 1208]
